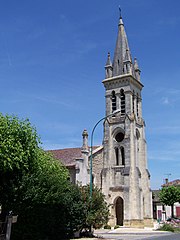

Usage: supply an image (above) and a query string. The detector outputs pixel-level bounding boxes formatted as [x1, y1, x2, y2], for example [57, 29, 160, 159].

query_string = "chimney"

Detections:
[165, 178, 168, 184]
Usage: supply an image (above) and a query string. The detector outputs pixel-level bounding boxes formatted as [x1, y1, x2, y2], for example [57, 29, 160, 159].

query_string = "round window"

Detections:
[115, 132, 124, 142]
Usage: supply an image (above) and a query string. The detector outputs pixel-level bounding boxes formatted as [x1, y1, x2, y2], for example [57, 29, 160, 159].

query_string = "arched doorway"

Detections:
[115, 197, 124, 226]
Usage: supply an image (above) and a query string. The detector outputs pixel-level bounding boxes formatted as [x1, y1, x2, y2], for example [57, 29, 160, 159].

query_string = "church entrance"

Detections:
[115, 197, 124, 226]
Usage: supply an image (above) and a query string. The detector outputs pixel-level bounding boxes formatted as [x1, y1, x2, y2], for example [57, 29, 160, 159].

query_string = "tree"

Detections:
[159, 186, 180, 218]
[0, 114, 40, 218]
[79, 185, 109, 236]
[0, 113, 109, 239]
[11, 150, 85, 240]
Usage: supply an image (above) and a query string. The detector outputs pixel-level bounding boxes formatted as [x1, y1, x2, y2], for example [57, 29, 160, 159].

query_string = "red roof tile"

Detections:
[162, 179, 180, 187]
[47, 146, 101, 167]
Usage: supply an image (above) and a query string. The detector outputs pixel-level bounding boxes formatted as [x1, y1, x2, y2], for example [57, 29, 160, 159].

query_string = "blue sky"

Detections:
[0, 0, 180, 189]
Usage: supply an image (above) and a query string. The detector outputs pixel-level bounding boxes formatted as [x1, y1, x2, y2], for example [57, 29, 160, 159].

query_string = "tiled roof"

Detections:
[48, 146, 101, 167]
[162, 179, 180, 187]
[48, 148, 82, 167]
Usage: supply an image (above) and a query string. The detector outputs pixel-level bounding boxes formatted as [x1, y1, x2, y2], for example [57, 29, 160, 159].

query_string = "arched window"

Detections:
[120, 147, 125, 165]
[120, 89, 125, 115]
[112, 91, 116, 112]
[115, 148, 119, 165]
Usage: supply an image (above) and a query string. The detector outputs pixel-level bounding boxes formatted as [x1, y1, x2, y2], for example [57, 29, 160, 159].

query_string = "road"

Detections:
[94, 228, 180, 240]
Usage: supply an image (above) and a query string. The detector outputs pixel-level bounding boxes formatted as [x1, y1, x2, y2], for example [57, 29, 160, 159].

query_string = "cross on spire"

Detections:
[119, 5, 122, 18]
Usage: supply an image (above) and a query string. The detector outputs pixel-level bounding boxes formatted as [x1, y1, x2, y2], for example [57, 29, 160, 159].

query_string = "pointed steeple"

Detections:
[112, 16, 133, 77]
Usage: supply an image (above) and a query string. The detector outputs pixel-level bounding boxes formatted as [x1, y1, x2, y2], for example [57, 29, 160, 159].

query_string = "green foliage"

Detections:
[0, 114, 85, 239]
[159, 186, 180, 218]
[159, 186, 180, 206]
[114, 225, 120, 229]
[158, 223, 175, 232]
[0, 114, 39, 173]
[104, 224, 111, 229]
[0, 114, 40, 213]
[79, 185, 109, 230]
[11, 150, 85, 239]
[0, 113, 109, 239]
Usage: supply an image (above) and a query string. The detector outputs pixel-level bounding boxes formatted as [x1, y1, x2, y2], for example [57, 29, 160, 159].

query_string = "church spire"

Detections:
[112, 15, 133, 77]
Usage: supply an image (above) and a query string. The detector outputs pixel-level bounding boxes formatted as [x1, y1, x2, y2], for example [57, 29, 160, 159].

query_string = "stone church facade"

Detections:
[49, 16, 153, 227]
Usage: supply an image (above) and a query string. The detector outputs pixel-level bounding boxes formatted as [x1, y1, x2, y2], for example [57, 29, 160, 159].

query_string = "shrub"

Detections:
[114, 225, 120, 229]
[104, 224, 111, 229]
[158, 223, 175, 232]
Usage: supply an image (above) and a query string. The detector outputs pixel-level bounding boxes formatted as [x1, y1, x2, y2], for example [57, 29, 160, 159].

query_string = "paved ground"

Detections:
[92, 228, 179, 240]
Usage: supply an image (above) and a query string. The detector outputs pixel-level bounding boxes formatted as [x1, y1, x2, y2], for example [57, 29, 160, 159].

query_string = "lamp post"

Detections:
[89, 109, 121, 199]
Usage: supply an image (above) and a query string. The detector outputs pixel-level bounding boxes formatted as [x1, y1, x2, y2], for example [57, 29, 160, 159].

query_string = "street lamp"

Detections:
[89, 109, 121, 199]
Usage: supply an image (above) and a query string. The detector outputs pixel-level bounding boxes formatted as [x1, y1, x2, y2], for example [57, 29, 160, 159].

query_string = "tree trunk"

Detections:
[171, 204, 174, 218]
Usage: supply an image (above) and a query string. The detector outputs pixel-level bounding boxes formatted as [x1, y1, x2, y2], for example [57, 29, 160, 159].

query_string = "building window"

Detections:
[132, 90, 135, 113]
[112, 91, 116, 112]
[136, 129, 140, 140]
[137, 93, 139, 117]
[120, 89, 125, 115]
[115, 148, 119, 165]
[120, 147, 125, 165]
[115, 132, 124, 142]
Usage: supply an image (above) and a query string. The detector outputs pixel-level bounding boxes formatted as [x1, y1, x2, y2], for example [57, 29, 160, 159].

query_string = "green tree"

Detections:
[0, 113, 109, 239]
[79, 185, 109, 236]
[0, 114, 40, 218]
[159, 186, 180, 218]
[11, 150, 85, 240]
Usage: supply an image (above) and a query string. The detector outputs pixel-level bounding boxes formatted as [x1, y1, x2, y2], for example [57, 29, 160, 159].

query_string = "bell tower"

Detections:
[102, 16, 153, 227]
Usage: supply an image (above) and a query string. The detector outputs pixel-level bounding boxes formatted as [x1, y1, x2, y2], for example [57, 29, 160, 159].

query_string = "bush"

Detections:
[104, 224, 111, 229]
[114, 225, 119, 229]
[158, 223, 175, 232]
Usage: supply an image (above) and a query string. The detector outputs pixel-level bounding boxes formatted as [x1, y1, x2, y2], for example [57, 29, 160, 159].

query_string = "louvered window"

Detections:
[112, 91, 116, 112]
[137, 93, 139, 117]
[120, 89, 125, 114]
[120, 147, 125, 165]
[115, 148, 119, 165]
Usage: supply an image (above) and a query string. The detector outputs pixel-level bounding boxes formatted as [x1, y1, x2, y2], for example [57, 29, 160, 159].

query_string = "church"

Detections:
[49, 15, 153, 227]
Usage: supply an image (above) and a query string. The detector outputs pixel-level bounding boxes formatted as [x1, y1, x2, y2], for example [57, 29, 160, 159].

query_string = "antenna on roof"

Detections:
[165, 173, 171, 179]
[164, 173, 171, 184]
[119, 5, 122, 19]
